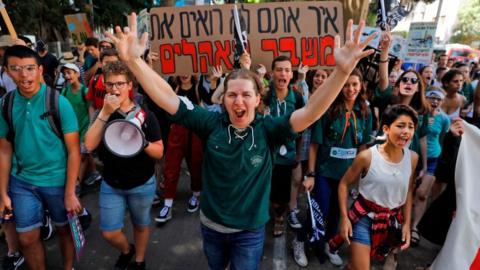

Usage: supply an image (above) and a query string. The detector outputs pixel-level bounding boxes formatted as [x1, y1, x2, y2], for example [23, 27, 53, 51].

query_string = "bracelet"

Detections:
[97, 117, 107, 123]
[305, 171, 315, 178]
[379, 58, 389, 63]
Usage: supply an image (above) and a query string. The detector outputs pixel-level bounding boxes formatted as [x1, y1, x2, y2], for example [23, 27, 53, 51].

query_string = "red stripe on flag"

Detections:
[470, 248, 480, 270]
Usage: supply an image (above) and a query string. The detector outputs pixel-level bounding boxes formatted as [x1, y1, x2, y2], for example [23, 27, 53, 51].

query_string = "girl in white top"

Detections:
[338, 105, 419, 269]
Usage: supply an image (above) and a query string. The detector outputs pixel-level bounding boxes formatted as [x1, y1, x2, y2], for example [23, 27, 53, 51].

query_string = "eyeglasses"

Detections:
[105, 81, 129, 89]
[400, 77, 419, 84]
[99, 45, 112, 50]
[8, 65, 38, 73]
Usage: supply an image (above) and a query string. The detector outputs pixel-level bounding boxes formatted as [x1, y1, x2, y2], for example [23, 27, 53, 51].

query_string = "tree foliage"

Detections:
[450, 0, 480, 45]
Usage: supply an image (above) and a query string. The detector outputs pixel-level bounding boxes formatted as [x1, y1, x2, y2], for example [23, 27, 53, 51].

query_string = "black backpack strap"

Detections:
[44, 87, 63, 140]
[294, 90, 304, 110]
[2, 90, 15, 142]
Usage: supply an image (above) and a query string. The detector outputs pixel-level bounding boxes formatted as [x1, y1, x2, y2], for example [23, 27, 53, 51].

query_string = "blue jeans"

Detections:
[351, 216, 372, 246]
[99, 176, 156, 231]
[201, 224, 264, 270]
[9, 175, 68, 232]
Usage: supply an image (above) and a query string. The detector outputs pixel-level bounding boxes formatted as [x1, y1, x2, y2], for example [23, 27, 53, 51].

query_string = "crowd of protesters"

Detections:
[0, 12, 478, 270]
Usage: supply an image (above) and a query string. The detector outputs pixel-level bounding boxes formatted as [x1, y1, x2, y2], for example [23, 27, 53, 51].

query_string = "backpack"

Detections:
[2, 87, 63, 143]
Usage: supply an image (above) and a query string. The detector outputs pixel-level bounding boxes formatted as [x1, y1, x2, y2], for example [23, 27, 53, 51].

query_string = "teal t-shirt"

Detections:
[426, 111, 450, 158]
[460, 82, 474, 105]
[311, 105, 372, 180]
[0, 84, 79, 187]
[169, 97, 297, 230]
[61, 84, 90, 141]
[266, 87, 303, 165]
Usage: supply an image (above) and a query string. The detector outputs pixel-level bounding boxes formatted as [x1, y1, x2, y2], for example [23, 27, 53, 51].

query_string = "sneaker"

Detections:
[114, 244, 136, 270]
[151, 192, 162, 207]
[155, 206, 172, 224]
[287, 210, 302, 229]
[292, 238, 308, 267]
[2, 252, 25, 270]
[41, 214, 54, 241]
[325, 243, 343, 266]
[128, 261, 146, 270]
[78, 209, 92, 231]
[84, 171, 102, 186]
[187, 196, 199, 213]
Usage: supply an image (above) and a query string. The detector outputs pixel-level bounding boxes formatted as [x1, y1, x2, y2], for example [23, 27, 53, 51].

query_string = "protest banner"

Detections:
[150, 1, 344, 75]
[352, 25, 381, 49]
[390, 35, 407, 59]
[405, 22, 436, 65]
[65, 13, 93, 45]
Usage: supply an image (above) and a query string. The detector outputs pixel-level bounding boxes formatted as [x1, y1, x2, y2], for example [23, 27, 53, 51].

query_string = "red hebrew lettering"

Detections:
[181, 39, 199, 73]
[214, 40, 233, 69]
[320, 35, 335, 66]
[261, 39, 279, 59]
[301, 37, 318, 67]
[159, 44, 175, 74]
[198, 41, 213, 74]
[174, 44, 181, 55]
[279, 37, 300, 66]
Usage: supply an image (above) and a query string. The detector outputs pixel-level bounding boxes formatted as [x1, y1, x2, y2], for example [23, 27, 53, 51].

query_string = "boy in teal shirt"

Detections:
[0, 45, 82, 270]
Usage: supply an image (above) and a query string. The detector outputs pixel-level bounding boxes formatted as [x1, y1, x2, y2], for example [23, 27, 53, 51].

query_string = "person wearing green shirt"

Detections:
[0, 45, 82, 270]
[61, 63, 92, 187]
[106, 14, 376, 270]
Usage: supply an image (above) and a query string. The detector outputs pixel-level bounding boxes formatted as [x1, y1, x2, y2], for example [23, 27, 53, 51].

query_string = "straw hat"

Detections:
[60, 52, 78, 64]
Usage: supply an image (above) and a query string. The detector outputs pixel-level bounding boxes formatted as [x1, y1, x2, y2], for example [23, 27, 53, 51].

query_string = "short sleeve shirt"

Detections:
[427, 111, 450, 158]
[61, 84, 90, 140]
[86, 74, 106, 110]
[0, 84, 78, 187]
[169, 97, 297, 230]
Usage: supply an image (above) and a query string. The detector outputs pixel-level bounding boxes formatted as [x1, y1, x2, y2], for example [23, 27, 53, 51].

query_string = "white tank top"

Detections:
[359, 145, 412, 209]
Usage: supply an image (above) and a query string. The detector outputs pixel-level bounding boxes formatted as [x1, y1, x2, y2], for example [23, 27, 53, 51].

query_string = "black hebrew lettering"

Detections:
[150, 13, 174, 40]
[195, 10, 210, 36]
[287, 7, 300, 33]
[258, 8, 271, 33]
[323, 7, 339, 34]
[211, 9, 223, 34]
[273, 8, 286, 33]
[308, 6, 323, 35]
[180, 12, 191, 38]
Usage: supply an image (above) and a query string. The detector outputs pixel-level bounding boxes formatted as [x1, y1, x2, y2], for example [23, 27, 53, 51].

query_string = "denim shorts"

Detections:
[201, 224, 265, 270]
[99, 176, 156, 231]
[9, 175, 68, 233]
[351, 216, 372, 246]
[426, 157, 438, 176]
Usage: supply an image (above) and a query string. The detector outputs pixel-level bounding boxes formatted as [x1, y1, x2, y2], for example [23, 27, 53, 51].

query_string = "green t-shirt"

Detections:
[61, 84, 90, 141]
[169, 97, 297, 230]
[426, 111, 450, 158]
[0, 84, 79, 187]
[266, 88, 303, 165]
[311, 105, 372, 180]
[460, 82, 474, 105]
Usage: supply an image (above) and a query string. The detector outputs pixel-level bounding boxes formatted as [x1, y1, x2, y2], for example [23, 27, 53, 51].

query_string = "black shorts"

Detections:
[270, 164, 294, 205]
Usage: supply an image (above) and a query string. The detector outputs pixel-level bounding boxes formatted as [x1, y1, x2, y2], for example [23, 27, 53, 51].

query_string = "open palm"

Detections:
[334, 20, 376, 75]
[105, 13, 148, 63]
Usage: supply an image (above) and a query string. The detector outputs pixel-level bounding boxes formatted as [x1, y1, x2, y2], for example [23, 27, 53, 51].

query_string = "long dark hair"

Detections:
[328, 69, 369, 121]
[393, 70, 429, 114]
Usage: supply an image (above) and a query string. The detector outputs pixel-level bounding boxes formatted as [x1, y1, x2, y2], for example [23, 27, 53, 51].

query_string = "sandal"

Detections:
[273, 216, 285, 237]
[411, 228, 420, 247]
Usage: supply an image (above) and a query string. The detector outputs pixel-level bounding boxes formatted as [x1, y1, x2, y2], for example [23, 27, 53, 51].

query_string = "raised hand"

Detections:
[211, 65, 223, 80]
[378, 25, 392, 51]
[298, 62, 309, 75]
[239, 51, 251, 70]
[334, 20, 376, 75]
[105, 13, 148, 63]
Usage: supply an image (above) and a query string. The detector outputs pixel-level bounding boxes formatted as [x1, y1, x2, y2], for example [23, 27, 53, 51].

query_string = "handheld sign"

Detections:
[67, 212, 86, 261]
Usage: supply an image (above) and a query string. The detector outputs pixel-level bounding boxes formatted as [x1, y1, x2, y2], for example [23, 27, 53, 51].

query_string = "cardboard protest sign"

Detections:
[65, 13, 93, 45]
[390, 35, 407, 59]
[406, 22, 436, 65]
[150, 1, 343, 76]
[352, 25, 381, 48]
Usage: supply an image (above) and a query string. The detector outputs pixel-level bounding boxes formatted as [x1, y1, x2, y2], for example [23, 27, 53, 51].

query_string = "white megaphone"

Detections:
[103, 107, 147, 158]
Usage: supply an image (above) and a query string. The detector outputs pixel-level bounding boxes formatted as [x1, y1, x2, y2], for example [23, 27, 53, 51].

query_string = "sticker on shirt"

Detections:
[279, 145, 287, 156]
[178, 96, 194, 110]
[250, 155, 263, 168]
[330, 147, 357, 159]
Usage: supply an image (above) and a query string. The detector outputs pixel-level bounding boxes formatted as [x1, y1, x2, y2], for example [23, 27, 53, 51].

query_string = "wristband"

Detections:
[379, 58, 389, 63]
[305, 171, 315, 178]
[97, 117, 107, 123]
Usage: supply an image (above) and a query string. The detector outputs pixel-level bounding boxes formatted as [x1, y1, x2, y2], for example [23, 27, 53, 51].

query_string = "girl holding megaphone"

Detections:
[84, 61, 164, 270]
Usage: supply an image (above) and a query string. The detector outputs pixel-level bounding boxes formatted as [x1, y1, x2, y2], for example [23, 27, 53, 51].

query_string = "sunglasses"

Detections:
[400, 77, 419, 84]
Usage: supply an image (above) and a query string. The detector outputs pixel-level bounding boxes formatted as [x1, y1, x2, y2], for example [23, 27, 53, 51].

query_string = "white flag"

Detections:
[431, 122, 480, 270]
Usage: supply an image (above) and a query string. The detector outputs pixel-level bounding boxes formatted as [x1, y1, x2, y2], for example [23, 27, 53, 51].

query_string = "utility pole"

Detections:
[434, 0, 444, 25]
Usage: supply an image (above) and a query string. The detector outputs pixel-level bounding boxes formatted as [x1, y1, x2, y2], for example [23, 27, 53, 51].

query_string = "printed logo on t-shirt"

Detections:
[250, 155, 263, 168]
[330, 147, 357, 159]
